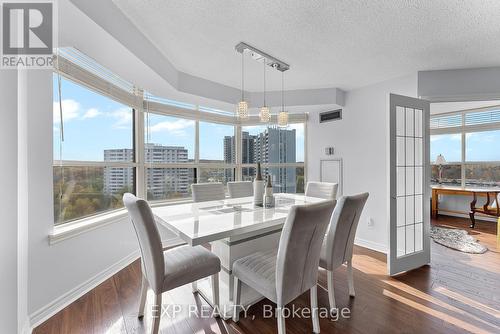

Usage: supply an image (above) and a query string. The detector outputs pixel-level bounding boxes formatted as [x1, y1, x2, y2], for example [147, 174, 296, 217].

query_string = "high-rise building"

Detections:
[104, 144, 190, 200]
[223, 127, 296, 192]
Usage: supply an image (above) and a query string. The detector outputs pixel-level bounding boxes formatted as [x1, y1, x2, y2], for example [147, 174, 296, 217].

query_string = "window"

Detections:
[53, 49, 308, 225]
[430, 134, 461, 163]
[465, 130, 500, 162]
[145, 113, 195, 163]
[199, 121, 235, 163]
[241, 125, 305, 193]
[146, 168, 195, 201]
[431, 108, 500, 187]
[53, 75, 135, 225]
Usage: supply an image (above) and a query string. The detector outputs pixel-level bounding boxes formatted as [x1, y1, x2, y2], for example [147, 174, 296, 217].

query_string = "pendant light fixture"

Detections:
[278, 71, 288, 127]
[237, 51, 249, 119]
[259, 59, 271, 122]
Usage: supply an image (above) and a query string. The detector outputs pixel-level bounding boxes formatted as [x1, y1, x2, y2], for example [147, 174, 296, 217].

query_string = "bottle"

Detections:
[253, 162, 265, 206]
[264, 174, 275, 208]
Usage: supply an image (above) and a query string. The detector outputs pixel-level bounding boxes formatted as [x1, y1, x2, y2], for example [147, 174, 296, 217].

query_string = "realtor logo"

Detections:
[1, 1, 56, 68]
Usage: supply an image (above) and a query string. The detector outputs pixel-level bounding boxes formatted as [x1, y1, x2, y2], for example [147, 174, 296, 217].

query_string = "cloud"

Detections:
[110, 108, 133, 129]
[53, 99, 80, 123]
[82, 108, 101, 119]
[150, 119, 194, 136]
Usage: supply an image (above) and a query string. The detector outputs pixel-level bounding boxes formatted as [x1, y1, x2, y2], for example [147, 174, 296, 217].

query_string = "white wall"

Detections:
[0, 70, 20, 333]
[307, 74, 418, 253]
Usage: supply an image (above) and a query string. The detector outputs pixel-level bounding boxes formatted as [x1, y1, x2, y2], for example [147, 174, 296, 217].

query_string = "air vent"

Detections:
[320, 109, 342, 123]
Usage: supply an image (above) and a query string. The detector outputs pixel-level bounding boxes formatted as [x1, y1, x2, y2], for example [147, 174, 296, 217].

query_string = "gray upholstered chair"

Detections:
[232, 200, 336, 334]
[191, 182, 226, 202]
[123, 193, 221, 334]
[319, 193, 369, 311]
[305, 181, 339, 200]
[227, 181, 253, 198]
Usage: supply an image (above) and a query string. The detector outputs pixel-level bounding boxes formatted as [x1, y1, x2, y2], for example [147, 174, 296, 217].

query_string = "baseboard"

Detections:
[355, 237, 387, 254]
[28, 250, 140, 330]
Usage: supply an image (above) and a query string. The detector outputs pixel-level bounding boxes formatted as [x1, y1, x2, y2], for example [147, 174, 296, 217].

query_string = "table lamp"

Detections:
[435, 154, 446, 185]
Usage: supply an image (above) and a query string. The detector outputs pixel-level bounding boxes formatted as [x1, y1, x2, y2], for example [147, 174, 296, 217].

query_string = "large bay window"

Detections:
[430, 107, 500, 187]
[53, 48, 307, 225]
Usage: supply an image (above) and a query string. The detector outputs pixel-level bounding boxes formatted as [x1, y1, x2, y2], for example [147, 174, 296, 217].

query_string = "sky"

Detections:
[53, 76, 305, 162]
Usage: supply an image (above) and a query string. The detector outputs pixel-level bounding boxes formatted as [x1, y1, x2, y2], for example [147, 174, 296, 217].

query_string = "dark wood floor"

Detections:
[34, 217, 500, 334]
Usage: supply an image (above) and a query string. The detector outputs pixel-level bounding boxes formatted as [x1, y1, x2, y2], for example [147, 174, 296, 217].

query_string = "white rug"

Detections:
[430, 226, 488, 254]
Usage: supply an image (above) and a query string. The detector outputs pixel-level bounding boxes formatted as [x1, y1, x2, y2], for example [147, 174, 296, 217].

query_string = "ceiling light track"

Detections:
[235, 42, 290, 72]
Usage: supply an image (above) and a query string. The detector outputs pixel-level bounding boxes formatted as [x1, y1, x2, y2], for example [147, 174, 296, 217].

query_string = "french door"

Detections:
[389, 94, 431, 276]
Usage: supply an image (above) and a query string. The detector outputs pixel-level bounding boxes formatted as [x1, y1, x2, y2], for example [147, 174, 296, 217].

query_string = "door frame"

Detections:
[389, 93, 431, 276]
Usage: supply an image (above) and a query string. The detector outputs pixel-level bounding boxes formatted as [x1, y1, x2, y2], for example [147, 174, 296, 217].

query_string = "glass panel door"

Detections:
[390, 94, 430, 276]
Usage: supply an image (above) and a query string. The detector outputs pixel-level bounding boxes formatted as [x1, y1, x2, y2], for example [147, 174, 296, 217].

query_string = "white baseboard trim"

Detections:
[355, 237, 387, 254]
[28, 250, 140, 331]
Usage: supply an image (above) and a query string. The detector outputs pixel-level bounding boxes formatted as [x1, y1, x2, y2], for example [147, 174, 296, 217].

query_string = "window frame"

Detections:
[53, 54, 308, 226]
[430, 105, 500, 187]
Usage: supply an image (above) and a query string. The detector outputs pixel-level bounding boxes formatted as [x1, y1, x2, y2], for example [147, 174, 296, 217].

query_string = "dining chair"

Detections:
[232, 200, 336, 334]
[123, 193, 221, 334]
[227, 181, 253, 198]
[319, 192, 369, 311]
[305, 181, 339, 200]
[191, 182, 226, 202]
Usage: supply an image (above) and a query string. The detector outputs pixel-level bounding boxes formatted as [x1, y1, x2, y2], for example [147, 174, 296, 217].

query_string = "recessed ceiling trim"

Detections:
[69, 0, 345, 107]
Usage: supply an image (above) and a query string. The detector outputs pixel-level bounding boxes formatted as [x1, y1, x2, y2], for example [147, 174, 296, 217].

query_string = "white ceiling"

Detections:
[113, 0, 500, 92]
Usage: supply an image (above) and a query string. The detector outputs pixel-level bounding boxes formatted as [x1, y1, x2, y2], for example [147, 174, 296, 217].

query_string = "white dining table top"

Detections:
[152, 193, 328, 246]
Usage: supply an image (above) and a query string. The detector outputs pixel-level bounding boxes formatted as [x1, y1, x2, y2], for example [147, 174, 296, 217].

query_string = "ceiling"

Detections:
[112, 0, 500, 92]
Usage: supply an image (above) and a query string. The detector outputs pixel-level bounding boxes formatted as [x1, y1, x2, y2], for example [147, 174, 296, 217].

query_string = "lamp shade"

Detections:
[435, 154, 446, 165]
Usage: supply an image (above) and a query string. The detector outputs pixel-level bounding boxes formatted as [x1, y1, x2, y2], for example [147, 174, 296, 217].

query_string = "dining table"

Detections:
[151, 193, 328, 319]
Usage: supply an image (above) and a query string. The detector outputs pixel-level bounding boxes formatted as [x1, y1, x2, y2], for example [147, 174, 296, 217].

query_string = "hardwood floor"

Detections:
[33, 217, 500, 334]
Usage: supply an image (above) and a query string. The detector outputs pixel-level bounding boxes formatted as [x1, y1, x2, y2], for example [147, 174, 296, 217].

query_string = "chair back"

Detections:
[324, 193, 369, 270]
[191, 183, 225, 202]
[227, 181, 253, 198]
[305, 181, 338, 200]
[123, 193, 164, 294]
[276, 200, 336, 306]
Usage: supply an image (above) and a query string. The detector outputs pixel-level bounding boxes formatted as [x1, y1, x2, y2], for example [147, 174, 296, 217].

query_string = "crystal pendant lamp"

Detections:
[259, 59, 271, 122]
[277, 71, 288, 127]
[237, 52, 249, 119]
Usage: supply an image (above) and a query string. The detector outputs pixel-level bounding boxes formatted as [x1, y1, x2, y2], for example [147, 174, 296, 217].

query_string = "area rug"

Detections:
[430, 226, 488, 254]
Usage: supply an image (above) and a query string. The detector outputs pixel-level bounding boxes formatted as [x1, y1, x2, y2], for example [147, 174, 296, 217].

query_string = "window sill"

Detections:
[48, 198, 195, 245]
[49, 210, 129, 245]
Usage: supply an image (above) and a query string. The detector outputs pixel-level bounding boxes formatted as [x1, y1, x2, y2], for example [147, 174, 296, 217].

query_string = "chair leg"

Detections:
[232, 276, 242, 322]
[191, 281, 198, 293]
[277, 305, 286, 334]
[138, 276, 148, 318]
[310, 285, 320, 333]
[347, 261, 355, 297]
[151, 293, 162, 334]
[327, 270, 336, 312]
[211, 273, 220, 317]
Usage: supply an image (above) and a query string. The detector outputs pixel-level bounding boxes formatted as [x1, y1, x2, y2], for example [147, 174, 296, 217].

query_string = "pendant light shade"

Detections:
[278, 71, 288, 127]
[237, 52, 249, 119]
[260, 106, 271, 122]
[260, 58, 271, 122]
[238, 101, 249, 118]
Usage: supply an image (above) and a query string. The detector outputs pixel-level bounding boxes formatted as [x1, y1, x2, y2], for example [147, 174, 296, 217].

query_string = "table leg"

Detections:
[469, 192, 477, 229]
[431, 189, 438, 219]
